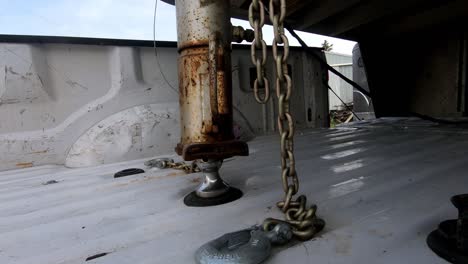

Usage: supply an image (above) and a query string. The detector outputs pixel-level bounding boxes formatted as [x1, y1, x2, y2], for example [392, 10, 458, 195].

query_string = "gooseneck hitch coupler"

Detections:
[174, 0, 248, 206]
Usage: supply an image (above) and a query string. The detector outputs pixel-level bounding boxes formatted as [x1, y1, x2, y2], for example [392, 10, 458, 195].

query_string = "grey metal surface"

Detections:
[1, 118, 461, 263]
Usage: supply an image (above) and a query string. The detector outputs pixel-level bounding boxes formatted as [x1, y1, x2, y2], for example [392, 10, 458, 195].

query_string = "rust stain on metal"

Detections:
[178, 40, 209, 52]
[16, 162, 33, 168]
[175, 0, 247, 161]
[217, 71, 230, 114]
[179, 47, 213, 143]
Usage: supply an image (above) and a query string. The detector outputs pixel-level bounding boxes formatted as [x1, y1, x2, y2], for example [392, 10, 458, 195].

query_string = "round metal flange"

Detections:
[184, 187, 243, 207]
[195, 160, 230, 198]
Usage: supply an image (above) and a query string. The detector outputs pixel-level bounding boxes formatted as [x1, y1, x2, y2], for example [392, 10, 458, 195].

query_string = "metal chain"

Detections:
[144, 158, 200, 174]
[248, 0, 325, 241]
[248, 0, 270, 104]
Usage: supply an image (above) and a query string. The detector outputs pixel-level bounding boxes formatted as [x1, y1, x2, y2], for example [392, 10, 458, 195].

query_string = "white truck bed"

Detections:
[1, 118, 465, 264]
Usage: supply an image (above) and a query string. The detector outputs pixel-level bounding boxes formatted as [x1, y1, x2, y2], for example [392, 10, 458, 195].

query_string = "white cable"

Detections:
[353, 90, 370, 106]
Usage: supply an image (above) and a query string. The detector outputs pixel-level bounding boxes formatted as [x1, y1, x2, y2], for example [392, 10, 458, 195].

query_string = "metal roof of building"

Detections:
[1, 118, 465, 263]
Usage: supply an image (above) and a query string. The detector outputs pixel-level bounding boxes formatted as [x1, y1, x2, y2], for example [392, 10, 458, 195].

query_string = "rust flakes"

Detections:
[184, 82, 189, 97]
[193, 59, 201, 69]
[216, 72, 230, 114]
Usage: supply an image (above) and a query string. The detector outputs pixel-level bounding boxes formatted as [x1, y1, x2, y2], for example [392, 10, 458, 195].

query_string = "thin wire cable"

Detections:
[153, 0, 179, 94]
[283, 23, 372, 98]
[326, 83, 362, 121]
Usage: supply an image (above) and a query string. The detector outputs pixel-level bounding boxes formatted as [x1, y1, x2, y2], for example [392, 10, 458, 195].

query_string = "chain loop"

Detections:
[249, 0, 270, 104]
[254, 77, 270, 104]
[253, 0, 325, 241]
[272, 34, 289, 63]
[269, 0, 286, 43]
[248, 0, 324, 241]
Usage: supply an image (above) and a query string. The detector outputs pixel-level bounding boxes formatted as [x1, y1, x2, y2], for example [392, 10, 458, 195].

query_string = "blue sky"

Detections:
[0, 0, 356, 54]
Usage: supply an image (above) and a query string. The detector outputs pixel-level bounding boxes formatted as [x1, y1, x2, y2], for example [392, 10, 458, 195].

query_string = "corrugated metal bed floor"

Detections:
[1, 118, 467, 264]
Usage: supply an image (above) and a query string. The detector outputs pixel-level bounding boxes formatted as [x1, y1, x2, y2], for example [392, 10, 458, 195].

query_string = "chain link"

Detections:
[247, 0, 325, 241]
[248, 0, 270, 104]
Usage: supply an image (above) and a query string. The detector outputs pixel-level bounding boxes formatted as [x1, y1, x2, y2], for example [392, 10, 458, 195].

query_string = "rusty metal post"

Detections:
[175, 0, 248, 204]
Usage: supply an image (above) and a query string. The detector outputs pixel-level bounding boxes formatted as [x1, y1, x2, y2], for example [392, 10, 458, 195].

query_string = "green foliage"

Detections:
[321, 40, 333, 52]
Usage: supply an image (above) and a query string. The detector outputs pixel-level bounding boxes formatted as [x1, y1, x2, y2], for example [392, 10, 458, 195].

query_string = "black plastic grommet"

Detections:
[114, 168, 145, 178]
[183, 187, 243, 207]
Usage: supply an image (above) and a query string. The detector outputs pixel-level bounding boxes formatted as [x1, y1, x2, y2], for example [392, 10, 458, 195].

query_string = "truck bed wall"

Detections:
[0, 37, 328, 171]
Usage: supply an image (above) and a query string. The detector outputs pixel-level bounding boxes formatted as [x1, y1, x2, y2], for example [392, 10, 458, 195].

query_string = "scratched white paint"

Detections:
[0, 41, 328, 171]
[0, 44, 180, 171]
[65, 104, 179, 167]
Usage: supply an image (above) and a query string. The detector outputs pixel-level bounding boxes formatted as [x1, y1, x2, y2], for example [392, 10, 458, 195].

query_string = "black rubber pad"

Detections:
[427, 219, 468, 264]
[184, 187, 243, 207]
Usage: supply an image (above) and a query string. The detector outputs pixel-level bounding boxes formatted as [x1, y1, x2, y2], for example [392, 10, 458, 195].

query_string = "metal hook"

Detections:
[195, 223, 292, 264]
